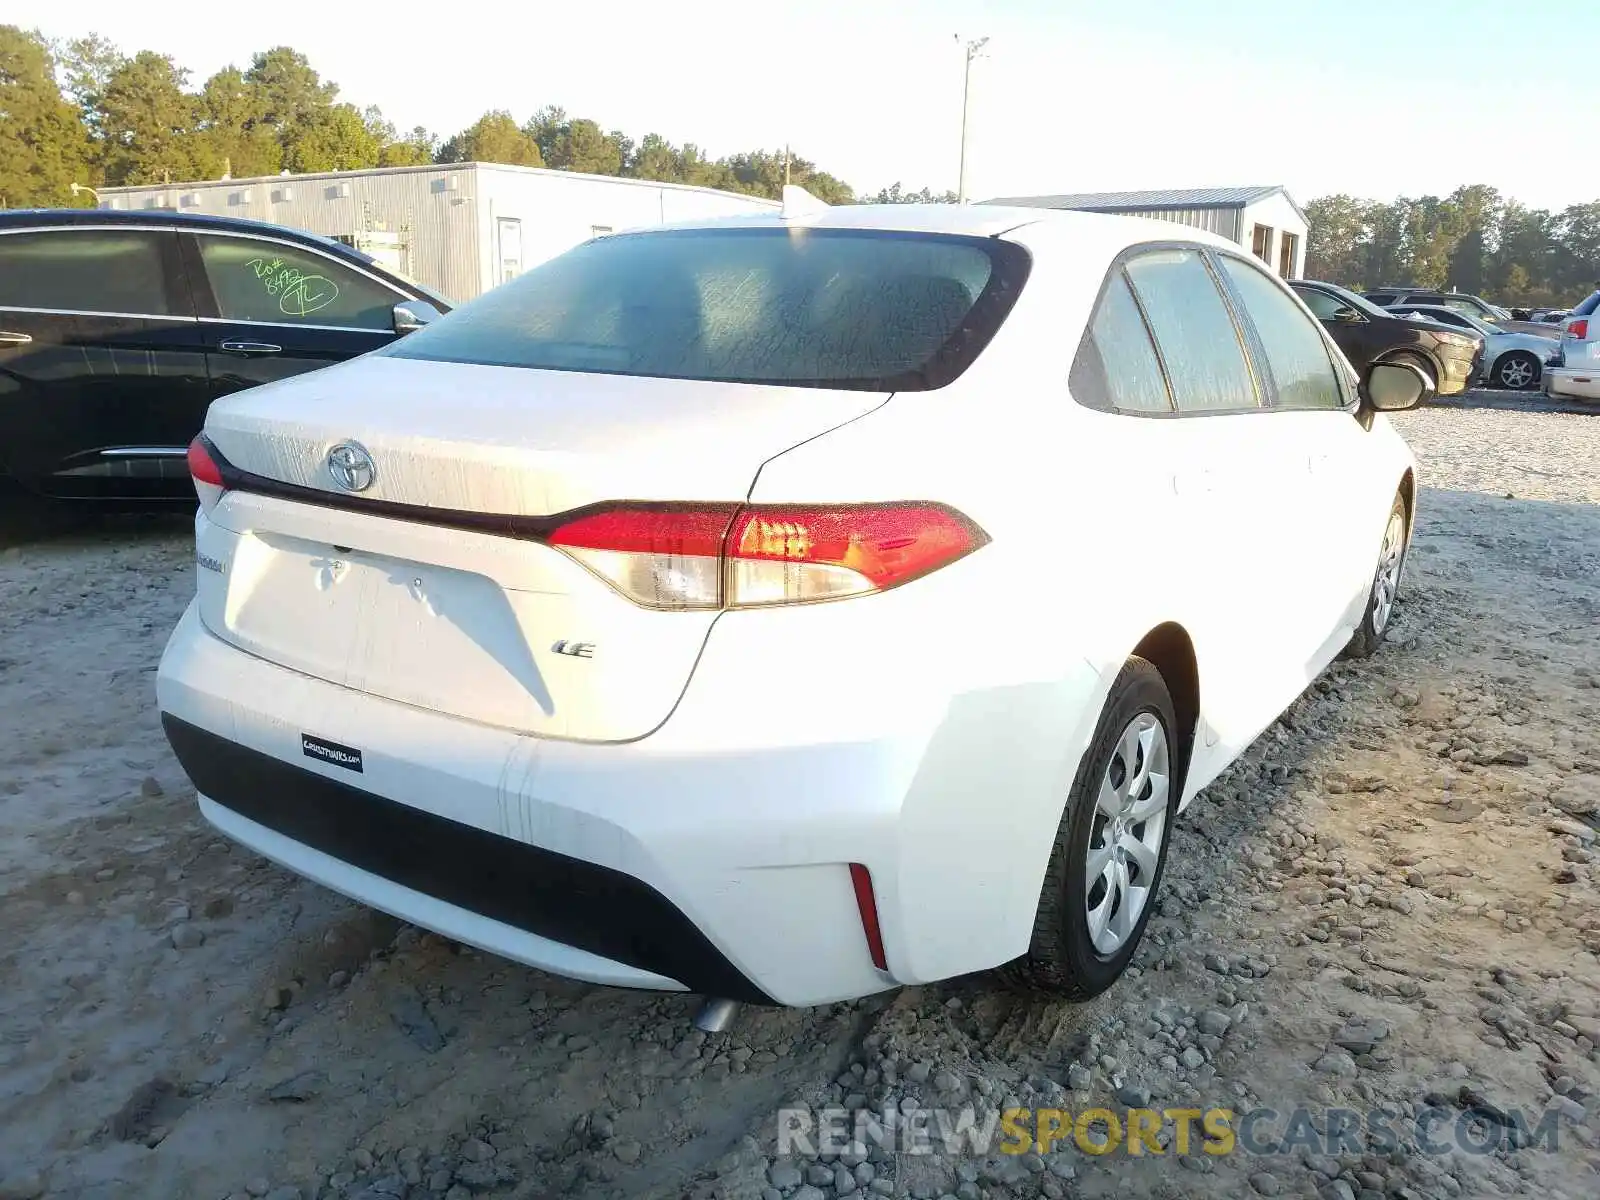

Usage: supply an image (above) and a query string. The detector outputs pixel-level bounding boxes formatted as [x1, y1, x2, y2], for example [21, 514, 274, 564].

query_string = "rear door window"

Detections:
[1292, 286, 1346, 320]
[1219, 256, 1345, 410]
[1069, 272, 1172, 412]
[1364, 292, 1397, 306]
[384, 228, 1027, 391]
[195, 235, 402, 330]
[1125, 249, 1260, 412]
[0, 229, 178, 316]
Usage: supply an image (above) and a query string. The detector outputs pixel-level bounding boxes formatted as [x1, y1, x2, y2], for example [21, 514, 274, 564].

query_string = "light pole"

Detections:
[69, 183, 102, 206]
[956, 35, 989, 203]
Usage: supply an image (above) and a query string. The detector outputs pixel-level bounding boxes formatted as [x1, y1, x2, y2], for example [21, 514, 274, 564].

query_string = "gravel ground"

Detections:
[2, 393, 1598, 1200]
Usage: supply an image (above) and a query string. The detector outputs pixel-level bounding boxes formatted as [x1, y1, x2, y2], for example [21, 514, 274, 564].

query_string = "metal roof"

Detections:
[979, 186, 1306, 224]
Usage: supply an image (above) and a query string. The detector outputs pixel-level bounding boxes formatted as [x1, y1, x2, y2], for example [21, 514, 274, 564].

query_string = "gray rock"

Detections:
[1549, 1096, 1585, 1123]
[1552, 779, 1599, 816]
[853, 1163, 876, 1187]
[170, 923, 205, 950]
[141, 776, 165, 798]
[906, 1061, 931, 1084]
[1066, 1064, 1092, 1091]
[1180, 1047, 1205, 1070]
[805, 1163, 833, 1187]
[1313, 1051, 1358, 1077]
[1249, 1172, 1283, 1196]
[1196, 1009, 1231, 1037]
[834, 1165, 856, 1192]
[1114, 1084, 1150, 1106]
[1333, 1020, 1390, 1056]
[613, 1140, 641, 1164]
[458, 1138, 496, 1163]
[768, 1163, 803, 1190]
[453, 1161, 516, 1193]
[264, 985, 294, 1012]
[934, 1070, 962, 1094]
[266, 1070, 325, 1103]
[1320, 1181, 1356, 1200]
[245, 1181, 270, 1198]
[263, 1189, 301, 1200]
[792, 1187, 826, 1200]
[389, 988, 444, 1053]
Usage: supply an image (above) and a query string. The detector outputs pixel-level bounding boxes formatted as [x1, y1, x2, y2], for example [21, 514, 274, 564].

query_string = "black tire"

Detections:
[1343, 493, 1409, 659]
[1492, 350, 1541, 391]
[1011, 657, 1179, 1000]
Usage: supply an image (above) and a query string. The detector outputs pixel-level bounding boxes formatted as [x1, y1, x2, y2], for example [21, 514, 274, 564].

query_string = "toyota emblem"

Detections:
[326, 441, 376, 492]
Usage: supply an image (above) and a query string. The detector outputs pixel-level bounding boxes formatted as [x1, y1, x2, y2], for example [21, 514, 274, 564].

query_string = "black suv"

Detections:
[1290, 280, 1481, 396]
[0, 209, 449, 507]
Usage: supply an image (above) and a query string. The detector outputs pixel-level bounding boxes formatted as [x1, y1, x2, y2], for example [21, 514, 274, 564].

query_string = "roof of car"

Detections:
[0, 207, 370, 257]
[640, 202, 1245, 251]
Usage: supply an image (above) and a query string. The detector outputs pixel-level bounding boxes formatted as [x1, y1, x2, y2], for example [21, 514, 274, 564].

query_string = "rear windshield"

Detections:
[383, 227, 1028, 390]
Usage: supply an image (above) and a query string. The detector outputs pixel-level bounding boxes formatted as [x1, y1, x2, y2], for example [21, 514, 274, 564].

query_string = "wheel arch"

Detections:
[1130, 622, 1199, 797]
[1397, 467, 1416, 540]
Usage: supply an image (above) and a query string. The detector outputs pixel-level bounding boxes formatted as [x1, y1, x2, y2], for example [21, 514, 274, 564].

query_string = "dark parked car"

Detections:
[0, 209, 449, 507]
[1360, 286, 1555, 337]
[1290, 280, 1481, 396]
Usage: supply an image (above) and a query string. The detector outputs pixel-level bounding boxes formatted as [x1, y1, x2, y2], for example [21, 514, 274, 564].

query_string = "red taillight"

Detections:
[187, 435, 226, 513]
[849, 863, 888, 971]
[1568, 319, 1588, 340]
[544, 501, 987, 610]
[187, 436, 224, 488]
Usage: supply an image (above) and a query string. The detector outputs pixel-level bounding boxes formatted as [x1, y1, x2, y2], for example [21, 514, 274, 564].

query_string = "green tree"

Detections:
[97, 50, 206, 185]
[287, 102, 380, 172]
[866, 181, 958, 204]
[628, 132, 683, 182]
[436, 110, 542, 166]
[194, 65, 281, 178]
[379, 124, 435, 167]
[58, 31, 123, 142]
[243, 46, 335, 145]
[0, 25, 91, 206]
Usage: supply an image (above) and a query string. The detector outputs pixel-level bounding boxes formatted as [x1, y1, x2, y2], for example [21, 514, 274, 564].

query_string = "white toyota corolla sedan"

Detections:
[156, 199, 1424, 1011]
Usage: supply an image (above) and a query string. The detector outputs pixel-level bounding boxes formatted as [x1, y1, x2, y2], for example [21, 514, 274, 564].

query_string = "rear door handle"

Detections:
[218, 341, 282, 355]
[0, 331, 33, 346]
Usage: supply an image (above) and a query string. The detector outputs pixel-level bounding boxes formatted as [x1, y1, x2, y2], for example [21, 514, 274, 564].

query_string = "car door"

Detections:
[0, 224, 209, 501]
[1291, 283, 1377, 372]
[1115, 247, 1313, 758]
[1220, 254, 1389, 667]
[180, 231, 411, 399]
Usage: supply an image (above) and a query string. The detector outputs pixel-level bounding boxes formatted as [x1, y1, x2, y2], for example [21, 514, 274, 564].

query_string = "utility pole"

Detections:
[783, 144, 791, 187]
[956, 35, 989, 203]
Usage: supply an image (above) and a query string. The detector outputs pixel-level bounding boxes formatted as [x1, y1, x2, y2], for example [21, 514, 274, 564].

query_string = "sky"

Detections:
[31, 0, 1598, 211]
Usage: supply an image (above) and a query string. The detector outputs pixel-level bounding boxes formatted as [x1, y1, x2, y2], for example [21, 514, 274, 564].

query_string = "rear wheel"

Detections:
[1493, 350, 1540, 390]
[1012, 658, 1178, 1000]
[1344, 494, 1408, 659]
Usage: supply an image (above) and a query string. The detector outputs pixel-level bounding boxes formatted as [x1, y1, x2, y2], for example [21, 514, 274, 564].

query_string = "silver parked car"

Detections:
[1545, 290, 1600, 401]
[1385, 303, 1559, 390]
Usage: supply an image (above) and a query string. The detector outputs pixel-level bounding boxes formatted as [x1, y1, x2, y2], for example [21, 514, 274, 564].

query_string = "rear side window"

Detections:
[1069, 272, 1172, 412]
[195, 235, 402, 330]
[1364, 292, 1396, 305]
[1125, 249, 1260, 412]
[1573, 291, 1600, 317]
[0, 229, 176, 316]
[1292, 286, 1345, 320]
[384, 228, 1028, 391]
[1220, 256, 1345, 411]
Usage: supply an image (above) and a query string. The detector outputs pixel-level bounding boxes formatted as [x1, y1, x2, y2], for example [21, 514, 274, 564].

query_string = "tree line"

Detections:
[1306, 186, 1600, 307]
[1, 27, 955, 209]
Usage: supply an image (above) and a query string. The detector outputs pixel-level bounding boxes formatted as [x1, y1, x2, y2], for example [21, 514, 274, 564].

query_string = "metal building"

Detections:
[94, 163, 780, 301]
[981, 185, 1309, 278]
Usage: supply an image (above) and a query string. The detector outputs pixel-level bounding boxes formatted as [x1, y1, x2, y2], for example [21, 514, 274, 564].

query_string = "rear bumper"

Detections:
[156, 601, 1106, 1005]
[1544, 367, 1600, 400]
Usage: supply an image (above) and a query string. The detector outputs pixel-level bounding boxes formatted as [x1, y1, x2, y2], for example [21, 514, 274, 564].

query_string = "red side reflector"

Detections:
[849, 863, 888, 971]
[187, 436, 224, 488]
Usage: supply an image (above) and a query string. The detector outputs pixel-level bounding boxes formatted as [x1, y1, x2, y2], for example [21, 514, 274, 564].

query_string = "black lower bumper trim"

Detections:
[160, 714, 774, 1004]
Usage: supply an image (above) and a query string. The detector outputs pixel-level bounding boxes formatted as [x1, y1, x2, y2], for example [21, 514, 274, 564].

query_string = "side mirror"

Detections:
[1360, 360, 1432, 412]
[392, 299, 442, 334]
[1332, 305, 1363, 323]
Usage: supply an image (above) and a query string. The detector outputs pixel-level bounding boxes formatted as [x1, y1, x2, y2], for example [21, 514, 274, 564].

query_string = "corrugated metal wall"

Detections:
[100, 165, 779, 302]
[1124, 207, 1242, 241]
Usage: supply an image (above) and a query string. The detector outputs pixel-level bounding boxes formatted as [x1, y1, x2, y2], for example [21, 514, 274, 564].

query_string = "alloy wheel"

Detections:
[1497, 356, 1536, 389]
[1085, 712, 1170, 956]
[1371, 510, 1405, 635]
